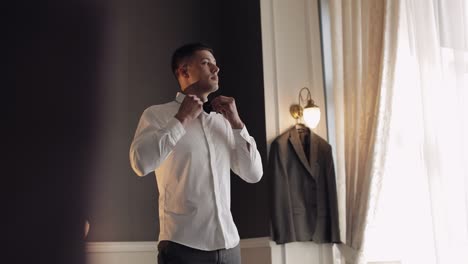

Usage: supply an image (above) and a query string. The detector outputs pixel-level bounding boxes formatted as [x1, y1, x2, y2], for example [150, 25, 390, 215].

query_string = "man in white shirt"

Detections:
[129, 43, 263, 264]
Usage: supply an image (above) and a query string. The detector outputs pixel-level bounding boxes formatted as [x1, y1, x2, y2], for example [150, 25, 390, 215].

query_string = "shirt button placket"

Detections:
[200, 115, 226, 246]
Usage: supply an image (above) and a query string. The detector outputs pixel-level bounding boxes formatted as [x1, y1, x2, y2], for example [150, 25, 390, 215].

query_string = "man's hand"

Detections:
[175, 94, 203, 126]
[211, 95, 244, 129]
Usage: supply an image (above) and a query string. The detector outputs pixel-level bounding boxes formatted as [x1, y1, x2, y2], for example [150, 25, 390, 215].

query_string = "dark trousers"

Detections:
[157, 240, 241, 264]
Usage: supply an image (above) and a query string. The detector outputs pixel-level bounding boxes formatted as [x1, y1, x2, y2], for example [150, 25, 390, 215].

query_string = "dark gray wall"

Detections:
[85, 0, 269, 241]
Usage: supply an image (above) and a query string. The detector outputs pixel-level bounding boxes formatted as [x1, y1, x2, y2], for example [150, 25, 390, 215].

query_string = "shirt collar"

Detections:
[175, 92, 209, 104]
[175, 92, 211, 116]
[175, 92, 185, 104]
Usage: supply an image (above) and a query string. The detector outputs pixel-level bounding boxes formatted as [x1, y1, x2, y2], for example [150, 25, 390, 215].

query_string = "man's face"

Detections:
[184, 50, 220, 93]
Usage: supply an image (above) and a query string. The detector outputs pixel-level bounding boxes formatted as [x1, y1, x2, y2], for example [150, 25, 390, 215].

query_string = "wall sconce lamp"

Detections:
[289, 87, 321, 129]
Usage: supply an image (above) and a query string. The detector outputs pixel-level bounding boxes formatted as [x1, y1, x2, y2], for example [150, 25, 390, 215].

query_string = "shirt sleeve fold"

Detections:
[230, 126, 263, 183]
[129, 109, 185, 176]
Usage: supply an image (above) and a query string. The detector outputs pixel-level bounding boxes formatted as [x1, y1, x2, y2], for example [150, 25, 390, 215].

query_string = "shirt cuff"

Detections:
[233, 125, 251, 144]
[167, 117, 186, 143]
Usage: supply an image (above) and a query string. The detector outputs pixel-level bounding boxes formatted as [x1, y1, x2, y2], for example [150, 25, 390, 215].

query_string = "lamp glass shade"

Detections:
[303, 106, 320, 128]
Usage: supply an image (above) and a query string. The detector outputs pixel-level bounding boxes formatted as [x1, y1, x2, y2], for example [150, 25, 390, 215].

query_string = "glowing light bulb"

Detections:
[303, 100, 320, 128]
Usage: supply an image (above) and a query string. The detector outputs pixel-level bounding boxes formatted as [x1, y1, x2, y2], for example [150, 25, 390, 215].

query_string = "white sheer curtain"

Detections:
[329, 0, 400, 263]
[364, 0, 468, 263]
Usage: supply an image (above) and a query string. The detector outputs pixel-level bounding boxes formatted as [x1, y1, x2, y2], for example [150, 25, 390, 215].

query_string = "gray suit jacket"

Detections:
[268, 127, 341, 244]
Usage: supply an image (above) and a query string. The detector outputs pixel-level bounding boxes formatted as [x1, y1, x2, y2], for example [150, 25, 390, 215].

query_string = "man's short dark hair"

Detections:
[171, 43, 214, 78]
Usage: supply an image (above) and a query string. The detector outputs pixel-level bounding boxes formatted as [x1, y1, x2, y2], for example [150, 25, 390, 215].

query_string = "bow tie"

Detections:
[202, 101, 213, 113]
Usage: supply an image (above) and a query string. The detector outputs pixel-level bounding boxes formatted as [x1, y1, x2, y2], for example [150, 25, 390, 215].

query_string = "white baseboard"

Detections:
[85, 237, 332, 264]
[86, 237, 274, 264]
[85, 237, 272, 252]
[86, 241, 158, 264]
[239, 236, 273, 248]
[86, 241, 157, 253]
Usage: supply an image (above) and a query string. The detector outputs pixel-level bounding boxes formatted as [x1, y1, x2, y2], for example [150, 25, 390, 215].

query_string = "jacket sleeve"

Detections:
[268, 140, 295, 244]
[230, 126, 263, 183]
[129, 108, 185, 176]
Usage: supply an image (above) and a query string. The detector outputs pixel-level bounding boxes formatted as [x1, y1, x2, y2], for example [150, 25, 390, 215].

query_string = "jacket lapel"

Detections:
[309, 131, 319, 175]
[288, 127, 317, 180]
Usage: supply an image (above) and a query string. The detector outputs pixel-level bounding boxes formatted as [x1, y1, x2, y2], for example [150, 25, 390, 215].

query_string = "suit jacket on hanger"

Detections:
[268, 126, 341, 244]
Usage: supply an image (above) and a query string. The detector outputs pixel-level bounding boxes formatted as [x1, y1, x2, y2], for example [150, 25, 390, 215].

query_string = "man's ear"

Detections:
[178, 65, 189, 78]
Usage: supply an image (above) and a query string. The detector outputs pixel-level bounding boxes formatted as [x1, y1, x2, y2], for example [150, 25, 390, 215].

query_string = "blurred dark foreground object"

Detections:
[7, 1, 105, 263]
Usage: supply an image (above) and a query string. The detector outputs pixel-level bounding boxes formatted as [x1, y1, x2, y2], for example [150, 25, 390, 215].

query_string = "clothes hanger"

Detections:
[290, 93, 311, 135]
[295, 117, 310, 135]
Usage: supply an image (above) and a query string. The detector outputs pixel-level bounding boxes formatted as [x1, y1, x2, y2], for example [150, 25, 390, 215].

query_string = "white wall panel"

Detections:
[260, 0, 333, 263]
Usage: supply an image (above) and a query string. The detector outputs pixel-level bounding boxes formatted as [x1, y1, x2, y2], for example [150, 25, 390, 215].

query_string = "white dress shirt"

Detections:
[129, 92, 263, 250]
